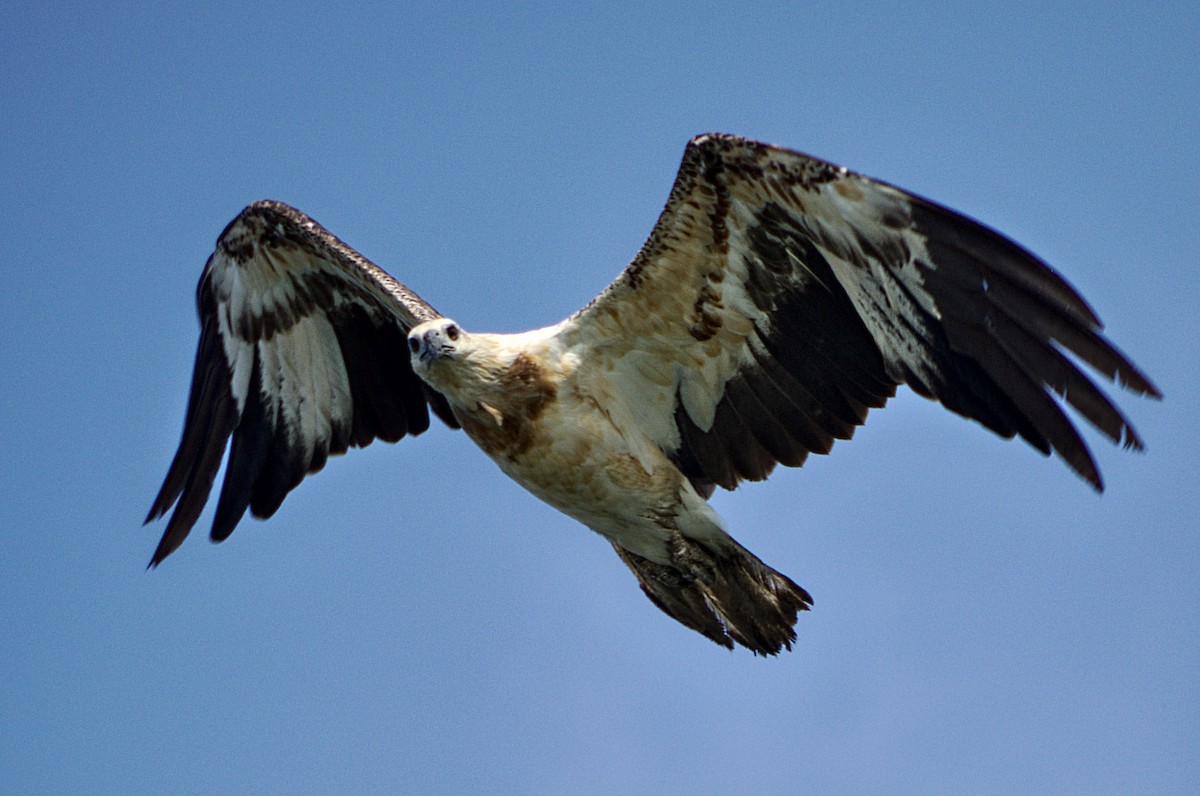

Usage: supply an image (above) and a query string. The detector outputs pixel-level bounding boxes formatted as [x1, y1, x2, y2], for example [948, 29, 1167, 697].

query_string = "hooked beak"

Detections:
[414, 331, 453, 364]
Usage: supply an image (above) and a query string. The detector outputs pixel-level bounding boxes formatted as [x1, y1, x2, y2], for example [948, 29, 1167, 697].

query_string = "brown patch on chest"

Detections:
[455, 353, 558, 460]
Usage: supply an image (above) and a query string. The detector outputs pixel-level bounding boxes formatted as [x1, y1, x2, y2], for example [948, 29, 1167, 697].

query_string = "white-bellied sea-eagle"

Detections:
[146, 134, 1159, 655]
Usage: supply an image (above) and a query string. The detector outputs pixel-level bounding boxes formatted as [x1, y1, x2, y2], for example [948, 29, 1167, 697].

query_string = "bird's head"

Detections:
[408, 318, 465, 368]
[408, 318, 521, 397]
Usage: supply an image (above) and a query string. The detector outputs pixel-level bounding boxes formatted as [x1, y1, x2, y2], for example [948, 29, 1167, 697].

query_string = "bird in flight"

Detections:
[146, 133, 1158, 655]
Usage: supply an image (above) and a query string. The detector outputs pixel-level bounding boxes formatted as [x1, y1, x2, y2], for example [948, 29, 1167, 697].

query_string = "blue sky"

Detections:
[2, 2, 1196, 792]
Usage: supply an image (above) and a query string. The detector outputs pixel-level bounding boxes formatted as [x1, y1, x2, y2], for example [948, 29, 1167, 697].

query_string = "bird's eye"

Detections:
[446, 324, 460, 341]
[408, 337, 420, 354]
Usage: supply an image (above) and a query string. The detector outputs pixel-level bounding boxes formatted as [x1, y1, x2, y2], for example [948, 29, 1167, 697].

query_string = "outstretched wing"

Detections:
[145, 200, 459, 566]
[560, 134, 1159, 498]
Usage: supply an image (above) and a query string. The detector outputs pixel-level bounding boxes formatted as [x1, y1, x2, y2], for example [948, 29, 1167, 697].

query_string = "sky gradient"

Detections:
[2, 3, 1197, 793]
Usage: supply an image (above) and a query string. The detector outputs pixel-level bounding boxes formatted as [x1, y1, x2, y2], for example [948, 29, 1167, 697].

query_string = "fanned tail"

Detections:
[614, 532, 811, 655]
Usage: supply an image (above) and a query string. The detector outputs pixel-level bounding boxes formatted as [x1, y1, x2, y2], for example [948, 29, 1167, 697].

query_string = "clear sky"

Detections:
[2, 2, 1196, 793]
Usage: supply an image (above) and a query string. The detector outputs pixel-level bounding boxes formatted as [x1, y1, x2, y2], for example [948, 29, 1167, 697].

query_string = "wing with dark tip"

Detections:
[561, 134, 1159, 498]
[145, 200, 459, 566]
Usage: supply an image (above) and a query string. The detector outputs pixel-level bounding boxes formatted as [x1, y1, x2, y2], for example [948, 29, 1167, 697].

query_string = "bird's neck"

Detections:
[427, 337, 560, 461]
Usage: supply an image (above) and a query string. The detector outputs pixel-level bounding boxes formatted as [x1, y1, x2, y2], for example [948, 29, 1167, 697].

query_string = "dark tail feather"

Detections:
[614, 533, 811, 655]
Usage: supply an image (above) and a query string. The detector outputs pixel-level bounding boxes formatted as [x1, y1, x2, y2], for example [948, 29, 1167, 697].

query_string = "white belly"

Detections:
[417, 340, 729, 564]
[478, 394, 726, 564]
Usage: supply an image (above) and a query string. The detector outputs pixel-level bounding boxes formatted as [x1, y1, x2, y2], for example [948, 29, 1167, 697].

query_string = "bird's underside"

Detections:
[146, 133, 1159, 655]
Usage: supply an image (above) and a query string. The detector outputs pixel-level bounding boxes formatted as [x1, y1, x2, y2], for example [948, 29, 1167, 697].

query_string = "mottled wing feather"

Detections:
[562, 134, 1158, 496]
[146, 200, 457, 566]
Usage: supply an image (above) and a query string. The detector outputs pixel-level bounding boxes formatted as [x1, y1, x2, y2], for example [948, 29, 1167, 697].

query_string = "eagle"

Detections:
[146, 133, 1158, 655]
